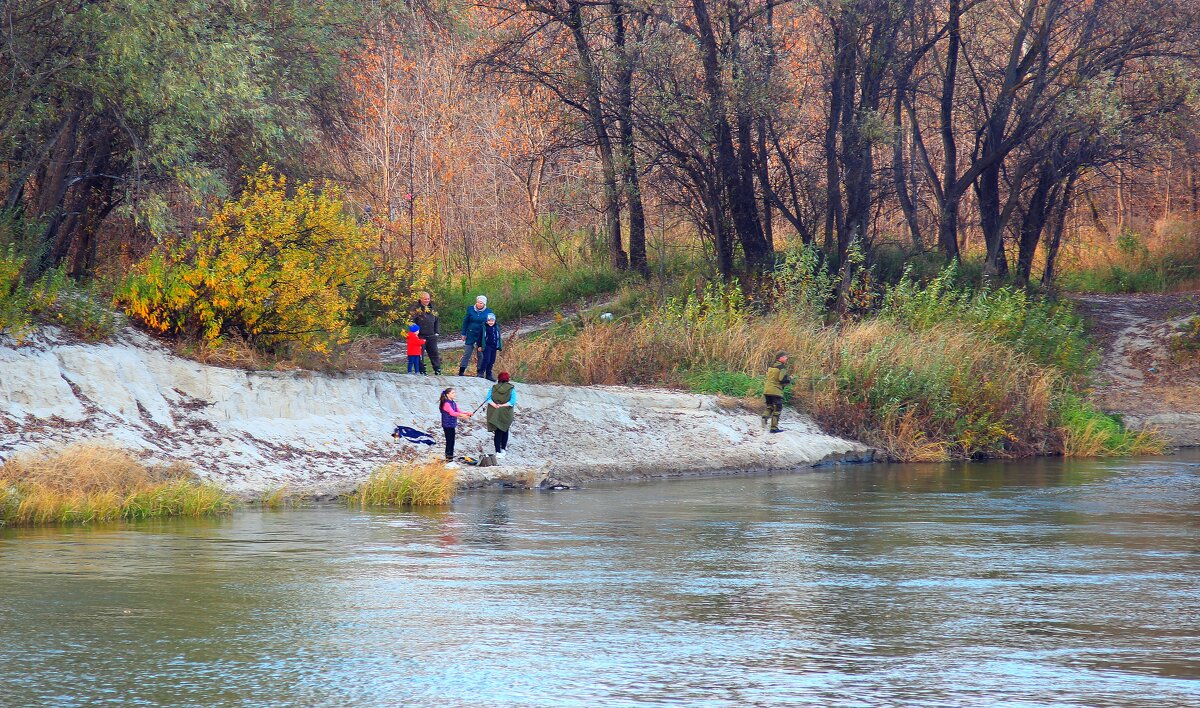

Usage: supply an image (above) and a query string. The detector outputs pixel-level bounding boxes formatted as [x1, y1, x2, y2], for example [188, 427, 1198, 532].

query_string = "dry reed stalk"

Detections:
[880, 410, 951, 463]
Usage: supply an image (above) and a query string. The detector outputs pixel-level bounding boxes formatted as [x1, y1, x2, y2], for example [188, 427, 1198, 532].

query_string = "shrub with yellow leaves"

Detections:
[118, 166, 379, 356]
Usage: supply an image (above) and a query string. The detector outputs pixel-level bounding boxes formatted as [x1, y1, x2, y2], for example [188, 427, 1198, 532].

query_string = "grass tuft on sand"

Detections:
[0, 443, 234, 526]
[348, 461, 458, 507]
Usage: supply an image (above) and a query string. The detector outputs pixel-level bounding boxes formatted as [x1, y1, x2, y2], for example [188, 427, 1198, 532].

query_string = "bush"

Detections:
[770, 241, 878, 317]
[1, 245, 118, 343]
[0, 244, 33, 340]
[882, 263, 1095, 377]
[118, 166, 381, 356]
[1057, 226, 1200, 293]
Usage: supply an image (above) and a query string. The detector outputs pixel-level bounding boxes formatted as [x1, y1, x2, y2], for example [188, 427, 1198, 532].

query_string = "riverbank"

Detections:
[0, 328, 870, 496]
[1074, 292, 1200, 445]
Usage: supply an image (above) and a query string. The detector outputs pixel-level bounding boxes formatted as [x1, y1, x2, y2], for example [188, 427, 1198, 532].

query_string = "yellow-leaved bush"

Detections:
[118, 166, 377, 355]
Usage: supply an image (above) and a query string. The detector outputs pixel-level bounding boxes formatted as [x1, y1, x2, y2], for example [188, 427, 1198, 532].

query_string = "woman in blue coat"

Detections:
[458, 295, 494, 376]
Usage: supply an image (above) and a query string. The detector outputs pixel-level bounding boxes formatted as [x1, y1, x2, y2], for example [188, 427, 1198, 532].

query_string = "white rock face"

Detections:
[0, 329, 871, 495]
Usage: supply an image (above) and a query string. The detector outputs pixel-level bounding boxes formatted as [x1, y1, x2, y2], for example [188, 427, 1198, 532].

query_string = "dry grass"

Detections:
[0, 443, 234, 526]
[1060, 420, 1166, 457]
[176, 334, 274, 370]
[174, 333, 385, 372]
[504, 312, 1092, 461]
[258, 486, 300, 509]
[348, 461, 458, 507]
[1056, 219, 1200, 293]
[880, 410, 951, 463]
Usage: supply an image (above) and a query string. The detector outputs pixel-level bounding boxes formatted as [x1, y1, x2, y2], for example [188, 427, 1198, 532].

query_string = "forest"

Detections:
[3, 0, 1200, 459]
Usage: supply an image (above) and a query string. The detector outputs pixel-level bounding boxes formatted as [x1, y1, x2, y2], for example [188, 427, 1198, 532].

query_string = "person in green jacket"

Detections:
[485, 371, 517, 456]
[762, 351, 790, 433]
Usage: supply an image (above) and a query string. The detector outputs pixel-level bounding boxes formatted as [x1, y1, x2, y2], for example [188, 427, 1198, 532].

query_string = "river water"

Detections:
[2, 455, 1199, 706]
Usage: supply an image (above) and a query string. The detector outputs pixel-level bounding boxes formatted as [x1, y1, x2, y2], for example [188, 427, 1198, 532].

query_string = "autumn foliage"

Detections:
[118, 167, 381, 356]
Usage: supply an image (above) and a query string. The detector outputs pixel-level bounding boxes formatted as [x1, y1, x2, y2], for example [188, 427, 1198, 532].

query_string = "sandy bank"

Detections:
[0, 329, 872, 495]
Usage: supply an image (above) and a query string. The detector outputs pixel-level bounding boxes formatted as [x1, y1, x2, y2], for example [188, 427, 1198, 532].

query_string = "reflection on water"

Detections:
[2, 455, 1199, 706]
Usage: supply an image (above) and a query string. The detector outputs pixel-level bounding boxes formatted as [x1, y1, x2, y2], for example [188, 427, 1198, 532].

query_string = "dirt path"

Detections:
[379, 293, 617, 366]
[1073, 292, 1200, 445]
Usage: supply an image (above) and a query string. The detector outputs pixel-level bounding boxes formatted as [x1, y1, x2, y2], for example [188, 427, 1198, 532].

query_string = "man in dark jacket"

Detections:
[459, 295, 494, 376]
[409, 291, 442, 375]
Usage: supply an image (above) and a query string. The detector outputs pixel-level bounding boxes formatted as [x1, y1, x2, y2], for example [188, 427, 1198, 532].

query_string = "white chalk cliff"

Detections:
[0, 328, 871, 495]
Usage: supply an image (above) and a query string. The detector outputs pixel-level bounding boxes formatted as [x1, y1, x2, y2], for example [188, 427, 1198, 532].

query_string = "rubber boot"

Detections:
[458, 367, 465, 377]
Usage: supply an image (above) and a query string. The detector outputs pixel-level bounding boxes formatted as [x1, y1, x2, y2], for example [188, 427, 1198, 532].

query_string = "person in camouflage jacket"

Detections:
[762, 352, 791, 433]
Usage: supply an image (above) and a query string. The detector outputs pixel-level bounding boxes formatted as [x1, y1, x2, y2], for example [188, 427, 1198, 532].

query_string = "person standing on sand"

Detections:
[409, 291, 442, 375]
[485, 372, 516, 456]
[763, 351, 791, 433]
[478, 312, 502, 381]
[439, 387, 473, 461]
[459, 295, 494, 376]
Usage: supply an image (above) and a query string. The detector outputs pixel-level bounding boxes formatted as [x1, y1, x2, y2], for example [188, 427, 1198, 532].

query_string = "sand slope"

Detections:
[0, 329, 871, 495]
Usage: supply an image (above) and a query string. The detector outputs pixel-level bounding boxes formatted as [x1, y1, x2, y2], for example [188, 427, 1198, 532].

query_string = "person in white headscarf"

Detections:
[458, 294, 494, 376]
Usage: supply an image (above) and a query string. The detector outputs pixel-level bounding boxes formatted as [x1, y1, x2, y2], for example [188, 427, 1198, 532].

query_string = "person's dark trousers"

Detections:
[493, 429, 509, 453]
[763, 394, 784, 429]
[443, 427, 456, 460]
[459, 341, 480, 375]
[407, 355, 421, 373]
[478, 346, 497, 380]
[420, 335, 442, 375]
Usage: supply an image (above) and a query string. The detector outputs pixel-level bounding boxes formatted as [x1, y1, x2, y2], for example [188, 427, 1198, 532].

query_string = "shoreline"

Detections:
[1, 327, 872, 496]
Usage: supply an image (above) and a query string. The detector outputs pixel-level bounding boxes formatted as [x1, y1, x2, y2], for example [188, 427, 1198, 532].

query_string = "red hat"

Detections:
[497, 372, 511, 383]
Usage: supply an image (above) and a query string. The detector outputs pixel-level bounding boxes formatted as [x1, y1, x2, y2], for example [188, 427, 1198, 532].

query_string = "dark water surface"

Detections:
[2, 455, 1199, 706]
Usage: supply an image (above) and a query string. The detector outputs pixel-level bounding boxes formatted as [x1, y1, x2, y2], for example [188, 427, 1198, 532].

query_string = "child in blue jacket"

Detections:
[477, 313, 502, 381]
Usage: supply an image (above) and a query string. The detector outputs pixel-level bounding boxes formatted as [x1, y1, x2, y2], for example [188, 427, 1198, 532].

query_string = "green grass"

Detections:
[883, 263, 1096, 377]
[431, 262, 622, 324]
[1057, 260, 1196, 293]
[683, 367, 764, 397]
[1056, 393, 1165, 456]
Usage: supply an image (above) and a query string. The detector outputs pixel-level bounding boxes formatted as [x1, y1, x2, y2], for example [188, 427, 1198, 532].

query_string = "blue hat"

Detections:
[409, 324, 420, 333]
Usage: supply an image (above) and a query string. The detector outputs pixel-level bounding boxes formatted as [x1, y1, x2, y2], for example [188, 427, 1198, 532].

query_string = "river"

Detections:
[2, 455, 1199, 706]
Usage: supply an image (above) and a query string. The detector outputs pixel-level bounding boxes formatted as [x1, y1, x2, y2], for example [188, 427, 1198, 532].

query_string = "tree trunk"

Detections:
[1015, 166, 1056, 286]
[566, 0, 627, 271]
[609, 0, 647, 275]
[937, 0, 961, 261]
[893, 84, 922, 250]
[692, 0, 769, 275]
[1042, 175, 1077, 287]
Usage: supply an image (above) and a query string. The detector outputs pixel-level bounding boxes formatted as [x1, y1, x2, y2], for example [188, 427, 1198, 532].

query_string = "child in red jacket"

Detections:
[406, 324, 426, 374]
